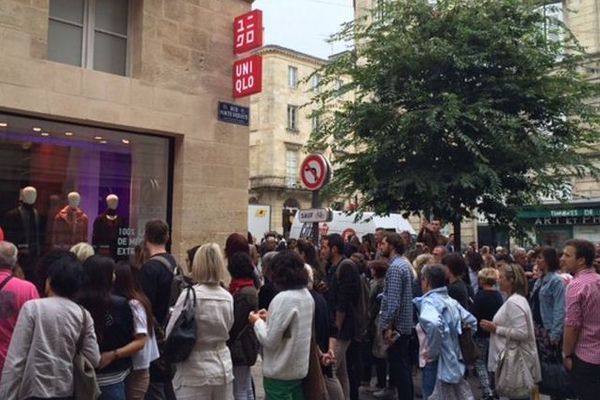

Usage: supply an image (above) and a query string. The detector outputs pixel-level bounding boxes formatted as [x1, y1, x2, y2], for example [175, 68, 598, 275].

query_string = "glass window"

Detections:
[0, 113, 171, 282]
[286, 150, 298, 187]
[288, 66, 298, 89]
[48, 0, 129, 76]
[287, 105, 298, 131]
[312, 74, 321, 93]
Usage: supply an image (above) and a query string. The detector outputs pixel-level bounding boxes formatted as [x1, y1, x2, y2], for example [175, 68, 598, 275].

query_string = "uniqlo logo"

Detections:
[233, 10, 263, 55]
[232, 55, 262, 98]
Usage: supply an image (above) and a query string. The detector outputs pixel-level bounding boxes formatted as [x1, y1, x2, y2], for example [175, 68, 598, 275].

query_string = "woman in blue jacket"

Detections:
[530, 246, 565, 362]
[413, 263, 477, 400]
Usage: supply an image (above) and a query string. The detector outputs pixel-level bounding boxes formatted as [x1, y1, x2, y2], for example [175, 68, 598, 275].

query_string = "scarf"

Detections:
[229, 278, 255, 295]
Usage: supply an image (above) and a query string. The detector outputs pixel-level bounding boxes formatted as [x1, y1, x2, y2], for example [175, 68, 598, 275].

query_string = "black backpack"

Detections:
[151, 255, 193, 307]
[163, 286, 197, 363]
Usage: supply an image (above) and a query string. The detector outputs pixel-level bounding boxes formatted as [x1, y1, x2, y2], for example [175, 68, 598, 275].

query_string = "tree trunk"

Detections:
[452, 216, 461, 253]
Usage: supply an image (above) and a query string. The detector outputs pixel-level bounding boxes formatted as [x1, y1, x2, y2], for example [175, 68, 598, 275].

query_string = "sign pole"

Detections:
[312, 190, 320, 245]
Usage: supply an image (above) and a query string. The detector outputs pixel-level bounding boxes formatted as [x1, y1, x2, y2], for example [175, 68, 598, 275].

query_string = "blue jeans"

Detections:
[100, 381, 126, 400]
[421, 360, 438, 400]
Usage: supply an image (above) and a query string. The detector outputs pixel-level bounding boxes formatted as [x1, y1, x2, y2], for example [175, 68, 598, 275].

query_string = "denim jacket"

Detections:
[532, 272, 565, 341]
[413, 287, 477, 384]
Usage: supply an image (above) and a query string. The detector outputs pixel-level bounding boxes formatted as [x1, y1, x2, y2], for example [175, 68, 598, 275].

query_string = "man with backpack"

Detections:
[322, 233, 361, 400]
[138, 219, 177, 400]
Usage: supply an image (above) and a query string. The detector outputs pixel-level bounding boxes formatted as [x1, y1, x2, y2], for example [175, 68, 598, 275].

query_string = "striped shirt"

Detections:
[379, 255, 413, 335]
[565, 268, 600, 365]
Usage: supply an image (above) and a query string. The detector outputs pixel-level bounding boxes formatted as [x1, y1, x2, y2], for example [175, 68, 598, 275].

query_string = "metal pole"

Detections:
[312, 190, 320, 244]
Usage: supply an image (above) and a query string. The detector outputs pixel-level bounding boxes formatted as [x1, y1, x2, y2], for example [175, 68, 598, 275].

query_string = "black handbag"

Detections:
[164, 286, 197, 363]
[459, 325, 480, 365]
[539, 362, 576, 398]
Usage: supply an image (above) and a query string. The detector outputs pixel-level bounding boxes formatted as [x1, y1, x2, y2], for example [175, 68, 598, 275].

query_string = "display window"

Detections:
[0, 112, 171, 281]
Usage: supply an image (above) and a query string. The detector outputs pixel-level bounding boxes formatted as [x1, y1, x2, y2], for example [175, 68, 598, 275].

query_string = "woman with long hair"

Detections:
[78, 255, 141, 400]
[113, 261, 160, 400]
[295, 239, 325, 290]
[167, 243, 234, 399]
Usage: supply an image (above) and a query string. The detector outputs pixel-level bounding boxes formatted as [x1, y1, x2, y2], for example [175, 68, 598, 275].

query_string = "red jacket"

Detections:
[51, 206, 89, 249]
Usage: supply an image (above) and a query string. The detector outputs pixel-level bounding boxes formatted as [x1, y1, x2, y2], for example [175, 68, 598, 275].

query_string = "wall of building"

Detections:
[0, 0, 252, 259]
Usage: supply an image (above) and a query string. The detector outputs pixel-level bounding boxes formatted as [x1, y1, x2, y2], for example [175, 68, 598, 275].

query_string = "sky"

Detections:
[252, 0, 355, 59]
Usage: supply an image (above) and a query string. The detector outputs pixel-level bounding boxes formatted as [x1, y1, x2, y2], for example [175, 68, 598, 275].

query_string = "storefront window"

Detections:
[0, 113, 171, 281]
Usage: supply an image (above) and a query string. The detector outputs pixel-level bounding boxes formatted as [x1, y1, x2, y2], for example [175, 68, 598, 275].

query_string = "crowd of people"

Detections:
[0, 217, 599, 400]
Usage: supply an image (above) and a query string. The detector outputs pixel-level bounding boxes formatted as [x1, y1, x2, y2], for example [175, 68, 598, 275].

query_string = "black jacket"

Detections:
[327, 257, 360, 341]
[228, 286, 259, 366]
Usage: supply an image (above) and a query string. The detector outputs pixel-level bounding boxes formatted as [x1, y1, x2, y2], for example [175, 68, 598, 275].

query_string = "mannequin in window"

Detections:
[51, 191, 88, 250]
[92, 194, 126, 260]
[2, 186, 42, 282]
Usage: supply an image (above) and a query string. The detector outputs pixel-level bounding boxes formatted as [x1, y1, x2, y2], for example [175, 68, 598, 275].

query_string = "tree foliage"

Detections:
[310, 0, 600, 244]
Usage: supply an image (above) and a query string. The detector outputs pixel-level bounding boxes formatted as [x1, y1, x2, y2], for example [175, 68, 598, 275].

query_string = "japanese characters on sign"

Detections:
[234, 9, 263, 55]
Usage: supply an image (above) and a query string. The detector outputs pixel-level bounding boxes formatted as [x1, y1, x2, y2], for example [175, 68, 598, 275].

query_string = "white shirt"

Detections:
[253, 288, 314, 380]
[129, 299, 159, 370]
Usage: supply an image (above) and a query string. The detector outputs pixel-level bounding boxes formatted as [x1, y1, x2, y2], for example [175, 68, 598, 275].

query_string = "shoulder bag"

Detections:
[494, 304, 537, 399]
[73, 306, 101, 400]
[459, 325, 479, 365]
[164, 286, 197, 363]
[303, 303, 328, 400]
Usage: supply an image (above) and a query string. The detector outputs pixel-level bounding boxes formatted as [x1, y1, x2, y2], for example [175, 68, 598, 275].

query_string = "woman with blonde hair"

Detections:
[481, 264, 541, 399]
[70, 242, 94, 263]
[167, 243, 234, 400]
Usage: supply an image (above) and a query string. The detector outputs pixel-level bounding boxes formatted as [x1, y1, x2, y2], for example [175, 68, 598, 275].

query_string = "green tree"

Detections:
[310, 0, 600, 249]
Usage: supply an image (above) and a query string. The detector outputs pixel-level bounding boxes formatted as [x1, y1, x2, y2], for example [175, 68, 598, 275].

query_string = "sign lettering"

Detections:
[233, 55, 262, 98]
[233, 10, 263, 54]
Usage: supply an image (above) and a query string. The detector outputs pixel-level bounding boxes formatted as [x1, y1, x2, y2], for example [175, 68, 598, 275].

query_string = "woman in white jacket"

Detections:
[480, 263, 541, 400]
[249, 250, 314, 400]
[167, 243, 234, 400]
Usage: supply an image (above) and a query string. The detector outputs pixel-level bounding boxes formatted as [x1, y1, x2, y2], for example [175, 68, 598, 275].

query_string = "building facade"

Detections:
[0, 0, 251, 276]
[248, 45, 330, 237]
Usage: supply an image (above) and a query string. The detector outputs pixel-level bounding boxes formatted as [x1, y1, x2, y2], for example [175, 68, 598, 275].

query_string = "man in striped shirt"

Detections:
[561, 239, 600, 400]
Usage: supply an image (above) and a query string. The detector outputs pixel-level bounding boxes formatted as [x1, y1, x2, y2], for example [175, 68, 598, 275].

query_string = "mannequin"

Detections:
[2, 186, 42, 282]
[92, 194, 127, 260]
[51, 191, 88, 250]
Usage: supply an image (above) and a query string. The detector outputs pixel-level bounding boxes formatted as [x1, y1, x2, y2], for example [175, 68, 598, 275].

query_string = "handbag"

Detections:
[73, 306, 101, 400]
[230, 323, 260, 366]
[459, 325, 479, 365]
[494, 305, 537, 399]
[303, 304, 328, 400]
[164, 286, 198, 363]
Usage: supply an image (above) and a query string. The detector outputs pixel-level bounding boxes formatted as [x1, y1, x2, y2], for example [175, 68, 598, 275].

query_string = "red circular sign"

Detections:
[300, 154, 330, 191]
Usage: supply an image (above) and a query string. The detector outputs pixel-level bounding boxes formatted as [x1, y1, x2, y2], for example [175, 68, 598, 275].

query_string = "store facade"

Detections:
[0, 0, 252, 271]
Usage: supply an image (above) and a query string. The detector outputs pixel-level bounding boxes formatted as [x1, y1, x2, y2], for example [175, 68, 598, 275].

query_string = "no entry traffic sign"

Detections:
[300, 154, 331, 191]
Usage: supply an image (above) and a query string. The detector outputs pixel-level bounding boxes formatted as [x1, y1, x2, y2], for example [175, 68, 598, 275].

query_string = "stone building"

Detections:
[0, 0, 251, 270]
[249, 45, 334, 237]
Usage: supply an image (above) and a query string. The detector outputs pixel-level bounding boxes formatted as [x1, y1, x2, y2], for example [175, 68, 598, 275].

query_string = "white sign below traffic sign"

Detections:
[297, 208, 333, 223]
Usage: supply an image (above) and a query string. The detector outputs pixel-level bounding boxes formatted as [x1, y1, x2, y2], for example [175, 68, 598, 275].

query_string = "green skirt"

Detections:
[263, 377, 304, 400]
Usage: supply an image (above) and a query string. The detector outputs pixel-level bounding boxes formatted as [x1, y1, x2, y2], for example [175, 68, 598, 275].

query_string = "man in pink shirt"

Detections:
[561, 239, 600, 400]
[0, 241, 39, 378]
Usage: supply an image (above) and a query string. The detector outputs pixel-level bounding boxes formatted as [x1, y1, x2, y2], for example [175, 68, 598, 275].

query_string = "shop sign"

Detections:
[519, 207, 600, 219]
[233, 10, 263, 55]
[532, 216, 600, 226]
[233, 55, 262, 98]
[217, 101, 249, 126]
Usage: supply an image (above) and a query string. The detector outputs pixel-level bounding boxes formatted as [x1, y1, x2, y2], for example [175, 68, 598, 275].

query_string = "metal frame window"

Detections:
[287, 105, 298, 131]
[288, 66, 298, 89]
[285, 150, 298, 187]
[48, 0, 131, 76]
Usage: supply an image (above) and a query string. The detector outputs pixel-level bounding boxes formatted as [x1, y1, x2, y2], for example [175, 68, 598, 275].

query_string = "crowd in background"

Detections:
[0, 217, 599, 400]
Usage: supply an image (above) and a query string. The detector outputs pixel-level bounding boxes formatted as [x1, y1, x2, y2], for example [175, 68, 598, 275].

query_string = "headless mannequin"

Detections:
[52, 191, 88, 250]
[92, 194, 126, 260]
[2, 186, 42, 282]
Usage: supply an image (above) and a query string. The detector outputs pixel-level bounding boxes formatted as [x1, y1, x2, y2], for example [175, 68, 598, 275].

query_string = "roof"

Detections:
[254, 44, 329, 65]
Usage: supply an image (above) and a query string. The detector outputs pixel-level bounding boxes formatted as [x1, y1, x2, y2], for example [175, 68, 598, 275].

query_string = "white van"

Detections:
[289, 210, 415, 240]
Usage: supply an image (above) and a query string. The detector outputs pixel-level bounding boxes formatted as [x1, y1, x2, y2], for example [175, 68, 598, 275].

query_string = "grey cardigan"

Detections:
[0, 297, 100, 400]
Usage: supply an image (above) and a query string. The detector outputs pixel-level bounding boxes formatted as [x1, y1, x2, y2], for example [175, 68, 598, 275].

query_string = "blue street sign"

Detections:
[218, 101, 250, 126]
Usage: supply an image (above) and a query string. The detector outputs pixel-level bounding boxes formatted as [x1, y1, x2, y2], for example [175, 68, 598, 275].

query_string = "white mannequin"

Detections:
[67, 192, 81, 209]
[22, 186, 38, 205]
[106, 194, 119, 220]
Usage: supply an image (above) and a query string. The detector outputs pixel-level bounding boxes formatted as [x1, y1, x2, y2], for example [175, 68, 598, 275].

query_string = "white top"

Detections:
[0, 297, 100, 400]
[167, 284, 234, 387]
[129, 299, 160, 370]
[487, 293, 541, 382]
[253, 288, 314, 380]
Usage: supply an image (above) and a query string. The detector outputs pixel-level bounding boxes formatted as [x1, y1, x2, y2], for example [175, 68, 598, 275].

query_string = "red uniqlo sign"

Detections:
[234, 10, 263, 55]
[233, 55, 262, 98]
